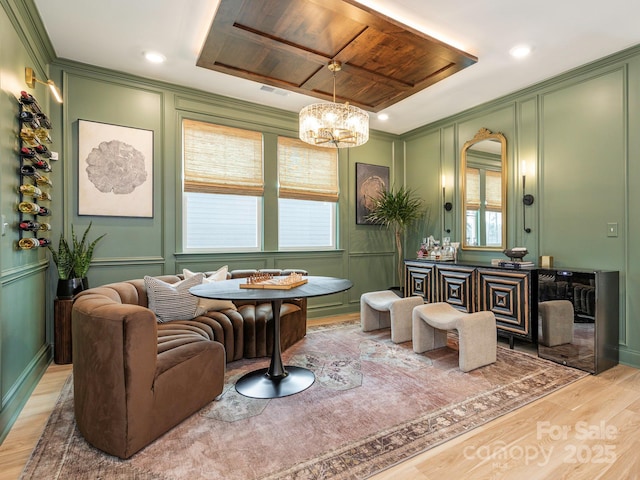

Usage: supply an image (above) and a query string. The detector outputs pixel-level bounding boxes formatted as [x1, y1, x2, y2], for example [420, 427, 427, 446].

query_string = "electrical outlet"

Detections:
[607, 223, 618, 237]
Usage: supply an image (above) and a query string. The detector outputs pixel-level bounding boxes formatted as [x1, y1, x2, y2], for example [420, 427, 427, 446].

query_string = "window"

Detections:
[182, 119, 263, 251]
[277, 137, 338, 250]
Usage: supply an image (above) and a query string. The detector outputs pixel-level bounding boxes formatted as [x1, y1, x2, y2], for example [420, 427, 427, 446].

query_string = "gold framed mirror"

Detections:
[460, 128, 507, 250]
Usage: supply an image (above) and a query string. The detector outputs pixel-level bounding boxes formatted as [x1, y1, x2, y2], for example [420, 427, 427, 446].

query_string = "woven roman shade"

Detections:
[183, 119, 263, 196]
[466, 168, 480, 210]
[278, 137, 338, 202]
[485, 170, 502, 211]
[466, 168, 501, 211]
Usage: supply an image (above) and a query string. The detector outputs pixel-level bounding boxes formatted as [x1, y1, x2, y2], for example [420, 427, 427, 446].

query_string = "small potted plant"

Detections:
[48, 234, 78, 299]
[48, 222, 105, 298]
[70, 222, 106, 290]
[366, 186, 425, 293]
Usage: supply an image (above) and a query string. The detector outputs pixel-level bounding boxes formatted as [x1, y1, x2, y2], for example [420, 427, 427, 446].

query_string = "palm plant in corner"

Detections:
[49, 222, 106, 298]
[366, 186, 424, 293]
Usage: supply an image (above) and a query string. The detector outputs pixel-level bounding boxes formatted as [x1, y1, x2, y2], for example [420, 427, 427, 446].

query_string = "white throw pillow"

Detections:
[145, 274, 204, 323]
[183, 267, 237, 314]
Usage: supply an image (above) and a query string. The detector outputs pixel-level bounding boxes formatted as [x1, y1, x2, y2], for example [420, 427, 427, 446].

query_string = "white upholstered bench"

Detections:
[360, 291, 424, 343]
[412, 302, 497, 372]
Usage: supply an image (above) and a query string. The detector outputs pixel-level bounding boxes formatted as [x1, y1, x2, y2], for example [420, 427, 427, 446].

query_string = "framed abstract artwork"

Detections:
[356, 162, 389, 225]
[78, 119, 153, 217]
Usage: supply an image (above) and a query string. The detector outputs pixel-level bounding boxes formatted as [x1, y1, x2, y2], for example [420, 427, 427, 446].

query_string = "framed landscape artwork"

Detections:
[78, 119, 154, 217]
[356, 162, 389, 225]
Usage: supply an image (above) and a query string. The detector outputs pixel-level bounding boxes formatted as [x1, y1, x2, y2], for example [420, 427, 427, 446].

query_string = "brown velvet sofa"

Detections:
[71, 268, 307, 459]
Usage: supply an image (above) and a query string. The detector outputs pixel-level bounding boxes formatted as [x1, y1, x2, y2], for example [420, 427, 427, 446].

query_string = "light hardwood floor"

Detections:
[1, 315, 640, 480]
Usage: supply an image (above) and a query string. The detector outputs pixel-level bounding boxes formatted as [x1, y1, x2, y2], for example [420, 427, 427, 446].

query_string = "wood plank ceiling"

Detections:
[197, 0, 478, 113]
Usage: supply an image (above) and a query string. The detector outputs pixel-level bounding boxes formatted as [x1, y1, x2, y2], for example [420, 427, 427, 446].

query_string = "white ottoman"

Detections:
[412, 302, 497, 372]
[360, 291, 424, 343]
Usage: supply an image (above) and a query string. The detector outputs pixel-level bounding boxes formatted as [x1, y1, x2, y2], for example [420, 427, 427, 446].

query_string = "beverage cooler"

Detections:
[537, 268, 619, 374]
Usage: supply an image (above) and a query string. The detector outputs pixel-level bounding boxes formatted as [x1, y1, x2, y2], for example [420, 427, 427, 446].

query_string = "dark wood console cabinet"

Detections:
[405, 260, 537, 346]
[477, 268, 534, 342]
[405, 260, 620, 373]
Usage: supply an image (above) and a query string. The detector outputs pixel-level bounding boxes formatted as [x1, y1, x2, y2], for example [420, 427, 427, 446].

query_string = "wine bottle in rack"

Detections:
[34, 144, 52, 158]
[18, 201, 40, 214]
[18, 238, 40, 250]
[20, 147, 36, 158]
[19, 91, 36, 105]
[37, 238, 51, 247]
[18, 184, 43, 197]
[19, 220, 41, 232]
[18, 111, 40, 128]
[38, 222, 52, 232]
[35, 112, 52, 129]
[35, 127, 52, 144]
[20, 165, 43, 181]
[18, 110, 36, 121]
[31, 158, 52, 172]
[35, 175, 52, 187]
[20, 127, 37, 144]
[37, 206, 51, 216]
[37, 191, 52, 202]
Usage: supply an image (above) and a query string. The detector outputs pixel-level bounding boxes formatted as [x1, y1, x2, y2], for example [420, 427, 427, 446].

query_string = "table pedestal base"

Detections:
[235, 366, 315, 399]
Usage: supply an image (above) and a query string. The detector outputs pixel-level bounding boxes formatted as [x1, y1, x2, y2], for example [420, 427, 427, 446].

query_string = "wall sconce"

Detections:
[522, 161, 535, 233]
[25, 67, 63, 103]
[442, 174, 452, 233]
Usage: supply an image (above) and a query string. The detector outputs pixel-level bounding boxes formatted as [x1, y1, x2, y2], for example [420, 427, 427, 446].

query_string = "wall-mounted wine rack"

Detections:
[17, 91, 55, 250]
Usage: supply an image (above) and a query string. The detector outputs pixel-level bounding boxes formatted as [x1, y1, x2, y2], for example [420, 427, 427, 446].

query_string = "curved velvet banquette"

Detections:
[71, 268, 307, 458]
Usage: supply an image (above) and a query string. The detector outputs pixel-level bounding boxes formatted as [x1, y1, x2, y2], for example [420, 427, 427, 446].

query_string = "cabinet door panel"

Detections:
[436, 265, 475, 313]
[405, 263, 435, 302]
[477, 268, 531, 339]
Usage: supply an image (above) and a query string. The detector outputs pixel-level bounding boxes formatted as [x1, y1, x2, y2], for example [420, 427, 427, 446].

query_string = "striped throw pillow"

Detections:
[144, 274, 204, 323]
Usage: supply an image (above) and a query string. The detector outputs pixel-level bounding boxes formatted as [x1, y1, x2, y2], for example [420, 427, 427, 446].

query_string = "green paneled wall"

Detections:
[51, 64, 398, 318]
[60, 74, 165, 278]
[405, 130, 442, 254]
[402, 53, 638, 367]
[0, 0, 54, 443]
[539, 69, 625, 270]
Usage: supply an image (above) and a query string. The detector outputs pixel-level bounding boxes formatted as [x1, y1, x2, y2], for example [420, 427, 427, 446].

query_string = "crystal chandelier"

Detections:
[299, 61, 369, 148]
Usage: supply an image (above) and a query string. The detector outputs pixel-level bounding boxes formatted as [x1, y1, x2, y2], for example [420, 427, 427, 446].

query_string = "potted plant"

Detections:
[366, 186, 425, 293]
[48, 234, 79, 299]
[70, 222, 106, 290]
[48, 222, 106, 298]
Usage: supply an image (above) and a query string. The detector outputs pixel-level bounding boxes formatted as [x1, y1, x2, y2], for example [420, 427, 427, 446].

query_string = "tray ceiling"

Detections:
[197, 0, 477, 113]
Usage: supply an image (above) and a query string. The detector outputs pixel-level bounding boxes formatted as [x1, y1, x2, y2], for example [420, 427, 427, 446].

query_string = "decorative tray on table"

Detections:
[239, 272, 308, 290]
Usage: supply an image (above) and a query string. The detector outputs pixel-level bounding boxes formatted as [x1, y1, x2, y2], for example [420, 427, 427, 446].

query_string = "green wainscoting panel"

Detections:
[347, 135, 396, 256]
[622, 56, 640, 365]
[516, 97, 539, 253]
[540, 69, 625, 271]
[348, 253, 395, 302]
[177, 258, 270, 274]
[86, 262, 166, 286]
[405, 129, 440, 253]
[1, 267, 48, 409]
[62, 73, 164, 276]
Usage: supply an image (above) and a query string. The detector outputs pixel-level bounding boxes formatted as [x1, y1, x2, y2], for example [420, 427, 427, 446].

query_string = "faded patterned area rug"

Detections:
[21, 321, 586, 480]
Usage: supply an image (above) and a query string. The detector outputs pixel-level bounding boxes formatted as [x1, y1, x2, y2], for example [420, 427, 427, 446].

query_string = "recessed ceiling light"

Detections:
[377, 113, 389, 121]
[510, 45, 532, 59]
[144, 51, 166, 64]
